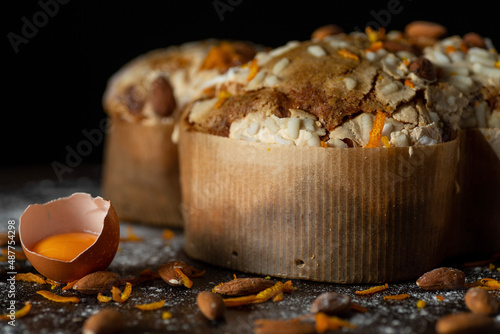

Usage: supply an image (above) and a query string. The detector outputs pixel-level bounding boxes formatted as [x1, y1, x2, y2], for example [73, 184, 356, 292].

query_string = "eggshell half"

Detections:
[19, 193, 120, 283]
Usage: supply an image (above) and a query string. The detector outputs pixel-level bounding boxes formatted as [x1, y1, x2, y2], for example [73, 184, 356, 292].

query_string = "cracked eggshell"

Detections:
[19, 192, 120, 283]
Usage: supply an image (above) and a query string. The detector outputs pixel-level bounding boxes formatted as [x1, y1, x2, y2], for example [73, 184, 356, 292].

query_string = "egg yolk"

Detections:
[32, 232, 98, 261]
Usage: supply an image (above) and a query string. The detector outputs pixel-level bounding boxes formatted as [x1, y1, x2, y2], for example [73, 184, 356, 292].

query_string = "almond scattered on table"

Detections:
[196, 291, 226, 321]
[416, 267, 466, 290]
[435, 311, 495, 334]
[310, 291, 351, 315]
[464, 287, 499, 315]
[82, 308, 124, 334]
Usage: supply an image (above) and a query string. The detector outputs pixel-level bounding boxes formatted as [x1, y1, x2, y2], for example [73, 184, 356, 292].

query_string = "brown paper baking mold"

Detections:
[179, 127, 460, 283]
[102, 118, 183, 227]
[450, 128, 500, 258]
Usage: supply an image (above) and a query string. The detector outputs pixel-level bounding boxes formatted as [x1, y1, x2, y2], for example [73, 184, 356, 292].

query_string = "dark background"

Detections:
[3, 0, 500, 175]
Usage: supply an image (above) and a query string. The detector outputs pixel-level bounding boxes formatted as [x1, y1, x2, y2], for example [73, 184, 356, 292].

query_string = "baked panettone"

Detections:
[102, 39, 259, 227]
[178, 22, 499, 283]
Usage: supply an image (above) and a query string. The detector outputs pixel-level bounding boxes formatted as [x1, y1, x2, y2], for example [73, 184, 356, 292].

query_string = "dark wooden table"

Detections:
[1, 164, 499, 334]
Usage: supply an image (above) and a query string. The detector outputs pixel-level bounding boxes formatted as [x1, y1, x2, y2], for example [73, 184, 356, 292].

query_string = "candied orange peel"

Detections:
[120, 225, 143, 242]
[365, 111, 386, 148]
[15, 272, 46, 285]
[214, 90, 232, 109]
[222, 280, 295, 307]
[162, 229, 175, 240]
[355, 283, 388, 295]
[436, 295, 445, 301]
[338, 49, 359, 61]
[37, 290, 80, 303]
[383, 293, 410, 300]
[315, 312, 356, 332]
[467, 278, 500, 290]
[365, 26, 386, 43]
[0, 302, 31, 321]
[199, 41, 245, 72]
[111, 282, 132, 302]
[404, 79, 415, 89]
[416, 300, 427, 308]
[162, 311, 173, 320]
[135, 299, 165, 311]
[381, 136, 391, 148]
[97, 293, 112, 303]
[247, 58, 260, 82]
[62, 280, 78, 291]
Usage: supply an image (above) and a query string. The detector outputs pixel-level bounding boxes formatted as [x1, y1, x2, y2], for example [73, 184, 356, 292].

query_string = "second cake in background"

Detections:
[102, 39, 259, 227]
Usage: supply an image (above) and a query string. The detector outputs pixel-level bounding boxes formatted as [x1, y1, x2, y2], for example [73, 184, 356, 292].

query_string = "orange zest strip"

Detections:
[223, 281, 296, 307]
[467, 278, 500, 290]
[112, 282, 132, 302]
[0, 302, 31, 321]
[223, 294, 258, 307]
[135, 299, 165, 311]
[416, 300, 427, 308]
[174, 268, 194, 288]
[350, 302, 367, 313]
[404, 79, 415, 89]
[97, 293, 112, 303]
[355, 283, 388, 295]
[366, 41, 384, 53]
[120, 225, 143, 242]
[480, 278, 500, 290]
[365, 111, 386, 148]
[436, 295, 445, 301]
[381, 136, 391, 148]
[338, 49, 359, 61]
[365, 26, 386, 43]
[445, 45, 457, 53]
[214, 90, 232, 109]
[162, 229, 175, 240]
[383, 293, 410, 300]
[37, 290, 80, 303]
[15, 272, 47, 285]
[247, 58, 260, 82]
[314, 312, 356, 333]
[62, 280, 78, 291]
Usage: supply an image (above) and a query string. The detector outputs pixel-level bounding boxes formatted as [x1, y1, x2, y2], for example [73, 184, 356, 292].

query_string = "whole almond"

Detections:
[150, 76, 176, 117]
[310, 291, 352, 315]
[82, 308, 124, 334]
[408, 57, 437, 81]
[73, 271, 121, 294]
[196, 291, 226, 321]
[123, 84, 146, 115]
[158, 260, 203, 286]
[405, 21, 447, 39]
[213, 277, 275, 296]
[416, 267, 466, 290]
[383, 40, 416, 54]
[463, 32, 487, 49]
[311, 24, 343, 41]
[435, 312, 494, 334]
[465, 287, 499, 315]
